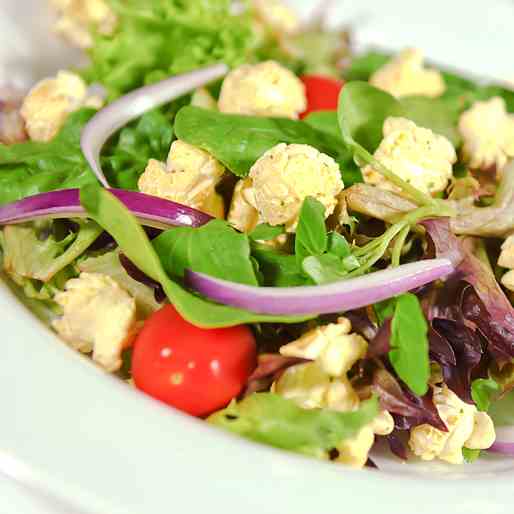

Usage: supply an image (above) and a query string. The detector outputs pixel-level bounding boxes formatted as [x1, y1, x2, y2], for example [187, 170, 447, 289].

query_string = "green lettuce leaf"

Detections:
[1, 219, 102, 284]
[0, 109, 97, 206]
[79, 183, 311, 328]
[208, 393, 379, 457]
[84, 0, 255, 99]
[101, 109, 174, 190]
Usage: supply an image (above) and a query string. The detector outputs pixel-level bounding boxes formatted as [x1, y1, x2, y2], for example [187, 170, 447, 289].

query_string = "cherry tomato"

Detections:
[300, 75, 345, 119]
[132, 305, 256, 417]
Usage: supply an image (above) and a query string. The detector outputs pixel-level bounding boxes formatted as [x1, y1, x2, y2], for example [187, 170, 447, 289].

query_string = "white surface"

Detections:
[1, 1, 514, 514]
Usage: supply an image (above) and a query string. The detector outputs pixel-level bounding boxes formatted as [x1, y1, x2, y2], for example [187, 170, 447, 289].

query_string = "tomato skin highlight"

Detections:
[300, 75, 345, 119]
[132, 305, 256, 417]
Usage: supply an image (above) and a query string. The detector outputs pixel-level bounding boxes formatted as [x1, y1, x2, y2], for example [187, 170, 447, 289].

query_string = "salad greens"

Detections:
[343, 50, 514, 113]
[294, 197, 328, 266]
[174, 106, 355, 179]
[249, 223, 285, 242]
[79, 183, 310, 328]
[471, 378, 501, 412]
[208, 393, 379, 457]
[153, 219, 259, 286]
[489, 391, 514, 427]
[102, 109, 174, 190]
[0, 109, 97, 206]
[84, 0, 255, 99]
[389, 293, 430, 396]
[3, 3, 514, 468]
[1, 219, 102, 298]
[338, 82, 460, 206]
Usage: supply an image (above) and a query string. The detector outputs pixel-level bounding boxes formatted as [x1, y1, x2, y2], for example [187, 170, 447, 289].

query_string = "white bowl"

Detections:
[1, 1, 513, 513]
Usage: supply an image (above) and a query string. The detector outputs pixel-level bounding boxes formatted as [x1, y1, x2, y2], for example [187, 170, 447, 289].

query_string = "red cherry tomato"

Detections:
[132, 305, 256, 417]
[300, 75, 345, 119]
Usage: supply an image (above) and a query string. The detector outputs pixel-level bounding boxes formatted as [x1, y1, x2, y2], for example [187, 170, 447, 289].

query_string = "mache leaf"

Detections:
[175, 106, 352, 178]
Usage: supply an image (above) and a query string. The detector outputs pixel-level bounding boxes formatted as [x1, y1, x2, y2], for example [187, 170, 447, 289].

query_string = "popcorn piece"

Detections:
[499, 235, 514, 291]
[227, 178, 260, 233]
[50, 0, 117, 49]
[274, 318, 392, 468]
[409, 385, 496, 464]
[370, 48, 446, 98]
[458, 97, 514, 173]
[279, 317, 366, 377]
[248, 143, 343, 231]
[218, 61, 306, 119]
[53, 273, 137, 372]
[252, 0, 301, 36]
[138, 140, 225, 215]
[20, 71, 92, 142]
[362, 117, 456, 195]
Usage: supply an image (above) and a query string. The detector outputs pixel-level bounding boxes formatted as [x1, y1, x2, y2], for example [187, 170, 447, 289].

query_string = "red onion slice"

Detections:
[488, 426, 514, 457]
[186, 259, 454, 316]
[0, 189, 211, 229]
[81, 63, 229, 187]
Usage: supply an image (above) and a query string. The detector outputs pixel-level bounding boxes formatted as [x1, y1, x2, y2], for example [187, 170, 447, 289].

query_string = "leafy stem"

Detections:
[353, 144, 435, 207]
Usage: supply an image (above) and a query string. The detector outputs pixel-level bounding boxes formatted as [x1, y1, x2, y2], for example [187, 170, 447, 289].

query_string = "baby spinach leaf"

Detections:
[303, 111, 341, 138]
[339, 81, 404, 153]
[302, 254, 347, 285]
[250, 244, 308, 287]
[400, 96, 461, 147]
[338, 82, 438, 206]
[80, 184, 311, 328]
[303, 111, 363, 186]
[0, 109, 98, 206]
[471, 378, 501, 412]
[249, 223, 285, 242]
[373, 297, 396, 326]
[102, 109, 174, 190]
[208, 393, 379, 457]
[153, 219, 259, 286]
[174, 106, 350, 177]
[389, 293, 430, 396]
[342, 51, 390, 81]
[295, 197, 327, 265]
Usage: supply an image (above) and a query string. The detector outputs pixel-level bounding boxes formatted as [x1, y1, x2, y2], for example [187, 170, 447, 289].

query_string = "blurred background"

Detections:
[1, 0, 513, 87]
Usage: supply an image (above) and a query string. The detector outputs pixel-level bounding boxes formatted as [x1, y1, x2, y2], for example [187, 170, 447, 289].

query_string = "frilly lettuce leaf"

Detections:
[0, 109, 97, 206]
[1, 219, 102, 285]
[208, 393, 379, 457]
[84, 0, 255, 99]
